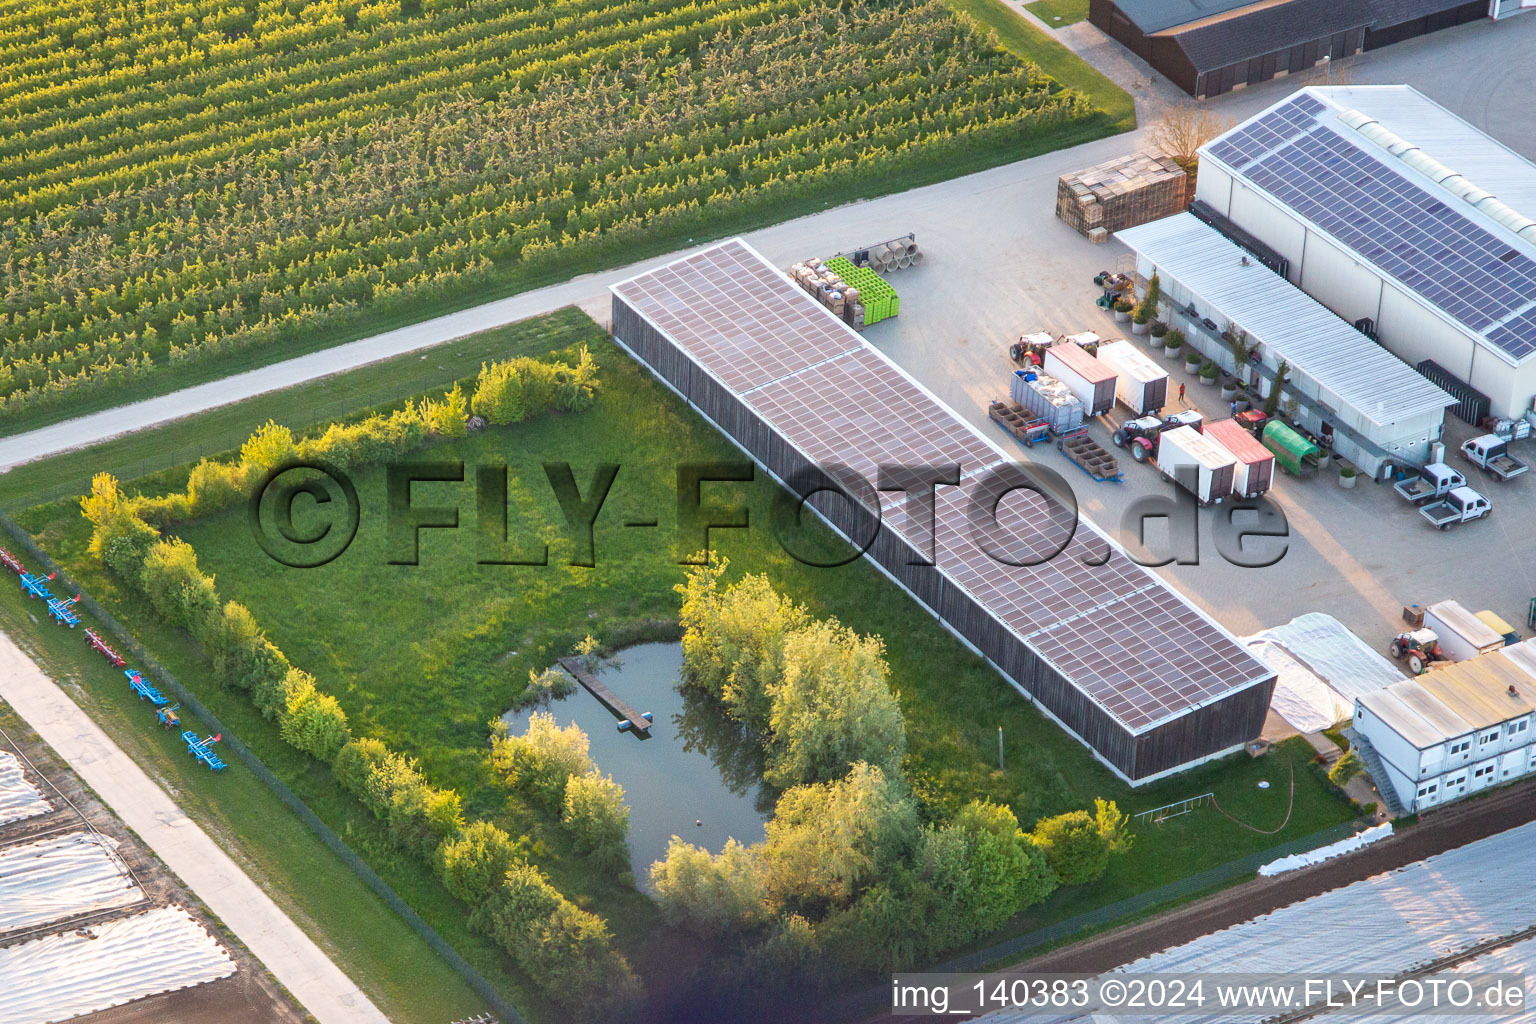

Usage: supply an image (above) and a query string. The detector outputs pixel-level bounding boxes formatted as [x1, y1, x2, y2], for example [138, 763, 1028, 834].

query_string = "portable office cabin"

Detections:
[1425, 601, 1506, 662]
[1044, 344, 1117, 417]
[1204, 419, 1275, 497]
[1095, 340, 1169, 415]
[1157, 425, 1236, 504]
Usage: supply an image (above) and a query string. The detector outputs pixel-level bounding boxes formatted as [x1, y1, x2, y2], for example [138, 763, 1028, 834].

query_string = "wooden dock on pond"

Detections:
[556, 657, 651, 735]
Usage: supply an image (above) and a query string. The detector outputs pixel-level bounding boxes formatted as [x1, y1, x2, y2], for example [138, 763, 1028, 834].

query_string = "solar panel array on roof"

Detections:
[1202, 92, 1536, 362]
[611, 243, 859, 393]
[1205, 93, 1325, 170]
[612, 240, 1271, 739]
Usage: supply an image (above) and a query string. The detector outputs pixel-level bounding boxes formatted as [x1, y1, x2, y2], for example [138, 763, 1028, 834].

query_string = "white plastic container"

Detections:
[1095, 340, 1169, 415]
[1156, 425, 1236, 505]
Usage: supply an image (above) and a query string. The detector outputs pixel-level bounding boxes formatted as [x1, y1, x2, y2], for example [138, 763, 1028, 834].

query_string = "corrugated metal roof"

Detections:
[1386, 680, 1474, 742]
[1500, 637, 1536, 681]
[1428, 599, 1505, 650]
[1358, 687, 1451, 750]
[1166, 0, 1371, 73]
[1107, 0, 1258, 34]
[1116, 215, 1455, 430]
[1204, 419, 1272, 467]
[1419, 657, 1535, 729]
[1312, 85, 1536, 218]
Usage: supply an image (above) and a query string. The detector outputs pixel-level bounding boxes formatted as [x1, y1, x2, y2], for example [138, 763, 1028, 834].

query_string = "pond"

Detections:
[501, 643, 773, 884]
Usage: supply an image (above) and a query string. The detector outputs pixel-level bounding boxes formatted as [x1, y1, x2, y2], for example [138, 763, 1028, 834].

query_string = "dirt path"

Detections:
[0, 630, 388, 1024]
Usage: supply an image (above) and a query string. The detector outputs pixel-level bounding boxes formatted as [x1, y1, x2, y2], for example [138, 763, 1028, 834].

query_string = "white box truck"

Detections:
[1044, 343, 1116, 417]
[1156, 425, 1236, 505]
[1094, 340, 1169, 415]
[1424, 600, 1505, 662]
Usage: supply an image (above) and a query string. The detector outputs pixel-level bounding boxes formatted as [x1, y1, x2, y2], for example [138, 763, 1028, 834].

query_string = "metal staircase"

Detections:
[1345, 730, 1406, 818]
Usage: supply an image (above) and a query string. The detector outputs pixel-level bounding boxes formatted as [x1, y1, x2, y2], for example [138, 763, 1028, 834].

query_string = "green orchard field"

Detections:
[0, 0, 1128, 431]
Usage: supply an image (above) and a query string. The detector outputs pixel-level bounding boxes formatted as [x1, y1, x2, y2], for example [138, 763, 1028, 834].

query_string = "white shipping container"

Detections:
[1095, 340, 1169, 415]
[1044, 344, 1117, 416]
[1156, 425, 1236, 505]
[1424, 601, 1505, 662]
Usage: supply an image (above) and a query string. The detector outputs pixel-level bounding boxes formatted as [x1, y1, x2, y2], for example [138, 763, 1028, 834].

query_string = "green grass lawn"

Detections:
[947, 0, 1133, 132]
[1024, 0, 1090, 28]
[9, 312, 1352, 1013]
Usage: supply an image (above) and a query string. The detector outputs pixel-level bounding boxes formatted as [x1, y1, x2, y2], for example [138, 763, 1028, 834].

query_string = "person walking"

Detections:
[1177, 381, 1186, 406]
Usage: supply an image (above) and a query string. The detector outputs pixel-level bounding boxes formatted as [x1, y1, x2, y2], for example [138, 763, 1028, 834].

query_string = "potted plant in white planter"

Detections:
[1113, 298, 1133, 323]
[1220, 377, 1239, 401]
[1339, 464, 1358, 489]
[1185, 349, 1203, 374]
[1131, 309, 1150, 335]
[1162, 329, 1184, 360]
[1149, 321, 1167, 350]
[1198, 360, 1220, 386]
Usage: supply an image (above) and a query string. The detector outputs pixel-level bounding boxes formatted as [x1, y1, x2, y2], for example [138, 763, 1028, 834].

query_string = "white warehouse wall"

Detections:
[1193, 162, 1234, 215]
[1296, 230, 1385, 328]
[1227, 185, 1307, 284]
[1376, 284, 1475, 380]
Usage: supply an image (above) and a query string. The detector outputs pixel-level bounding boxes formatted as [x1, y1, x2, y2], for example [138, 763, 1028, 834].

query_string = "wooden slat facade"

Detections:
[612, 292, 1274, 782]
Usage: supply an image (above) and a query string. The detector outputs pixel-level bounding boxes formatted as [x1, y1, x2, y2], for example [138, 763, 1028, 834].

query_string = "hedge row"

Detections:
[76, 357, 640, 1017]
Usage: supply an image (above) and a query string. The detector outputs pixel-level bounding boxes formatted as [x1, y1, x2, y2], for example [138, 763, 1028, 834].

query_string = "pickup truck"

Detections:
[1460, 433, 1528, 482]
[1394, 462, 1467, 504]
[1419, 486, 1492, 530]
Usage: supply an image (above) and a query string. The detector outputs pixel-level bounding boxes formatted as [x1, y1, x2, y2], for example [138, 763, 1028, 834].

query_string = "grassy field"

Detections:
[0, 0, 1133, 436]
[9, 307, 1356, 1014]
[1023, 0, 1090, 28]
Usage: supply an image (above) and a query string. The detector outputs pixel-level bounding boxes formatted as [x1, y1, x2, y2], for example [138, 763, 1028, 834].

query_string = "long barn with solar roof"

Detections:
[1192, 85, 1536, 424]
[611, 239, 1276, 785]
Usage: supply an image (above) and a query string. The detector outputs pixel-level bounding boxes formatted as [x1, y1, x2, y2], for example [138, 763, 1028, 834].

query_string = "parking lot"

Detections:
[628, 13, 1536, 659]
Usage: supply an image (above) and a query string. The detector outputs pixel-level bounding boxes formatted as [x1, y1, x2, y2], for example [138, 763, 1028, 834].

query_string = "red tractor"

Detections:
[1389, 628, 1445, 675]
[1112, 414, 1168, 463]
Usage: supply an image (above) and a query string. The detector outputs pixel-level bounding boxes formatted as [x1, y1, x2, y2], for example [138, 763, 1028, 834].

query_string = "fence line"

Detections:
[0, 513, 525, 1024]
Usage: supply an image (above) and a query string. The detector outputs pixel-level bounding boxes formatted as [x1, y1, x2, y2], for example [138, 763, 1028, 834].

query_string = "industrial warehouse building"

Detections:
[611, 239, 1275, 784]
[1353, 640, 1536, 814]
[1117, 214, 1454, 478]
[1195, 86, 1536, 421]
[1089, 0, 1496, 98]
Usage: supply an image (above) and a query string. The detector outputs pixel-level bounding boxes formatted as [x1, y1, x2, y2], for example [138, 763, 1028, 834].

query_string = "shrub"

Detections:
[334, 738, 392, 806]
[1163, 328, 1185, 352]
[1131, 308, 1149, 325]
[420, 383, 469, 438]
[1198, 359, 1219, 380]
[471, 360, 528, 424]
[1032, 798, 1133, 886]
[1340, 464, 1358, 480]
[759, 763, 919, 919]
[437, 821, 525, 904]
[1113, 298, 1133, 314]
[129, 492, 192, 528]
[1136, 273, 1161, 320]
[140, 539, 220, 634]
[765, 618, 905, 788]
[81, 473, 159, 581]
[387, 779, 466, 860]
[491, 711, 594, 812]
[649, 837, 766, 937]
[186, 459, 246, 516]
[676, 559, 807, 729]
[513, 666, 577, 711]
[555, 345, 600, 412]
[240, 420, 297, 476]
[278, 670, 352, 762]
[1150, 320, 1168, 338]
[561, 771, 631, 871]
[1329, 747, 1365, 786]
[950, 800, 1057, 930]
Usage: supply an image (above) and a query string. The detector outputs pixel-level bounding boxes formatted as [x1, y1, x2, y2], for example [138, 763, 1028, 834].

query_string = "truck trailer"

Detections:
[1203, 419, 1274, 498]
[1044, 343, 1117, 418]
[1423, 600, 1505, 662]
[1156, 425, 1236, 505]
[1094, 340, 1169, 416]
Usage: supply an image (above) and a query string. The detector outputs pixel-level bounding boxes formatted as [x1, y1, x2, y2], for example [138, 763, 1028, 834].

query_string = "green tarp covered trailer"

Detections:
[1262, 421, 1321, 477]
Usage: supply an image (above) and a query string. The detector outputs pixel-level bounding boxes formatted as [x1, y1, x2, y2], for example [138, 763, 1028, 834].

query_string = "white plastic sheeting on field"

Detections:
[0, 905, 234, 1024]
[1257, 822, 1392, 876]
[1246, 638, 1351, 732]
[0, 751, 48, 826]
[1247, 613, 1405, 731]
[1349, 936, 1536, 1023]
[0, 832, 143, 935]
[984, 819, 1536, 1023]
